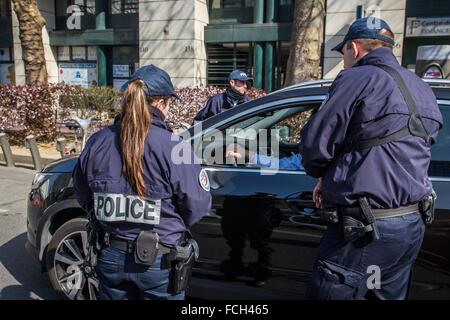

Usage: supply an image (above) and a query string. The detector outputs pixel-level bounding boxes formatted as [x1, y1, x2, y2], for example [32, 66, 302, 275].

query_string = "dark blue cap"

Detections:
[332, 17, 395, 54]
[229, 69, 253, 83]
[120, 65, 180, 99]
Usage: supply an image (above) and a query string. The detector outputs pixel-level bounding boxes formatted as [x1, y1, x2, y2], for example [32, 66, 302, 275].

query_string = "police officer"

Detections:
[299, 17, 443, 300]
[72, 65, 212, 300]
[193, 69, 253, 122]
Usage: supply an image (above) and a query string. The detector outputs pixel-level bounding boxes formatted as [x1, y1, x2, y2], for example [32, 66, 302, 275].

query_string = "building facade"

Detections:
[1, 0, 449, 90]
[323, 0, 406, 79]
[324, 0, 450, 79]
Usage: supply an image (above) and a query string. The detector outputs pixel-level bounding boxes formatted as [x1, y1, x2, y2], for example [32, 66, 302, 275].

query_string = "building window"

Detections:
[223, 0, 241, 8]
[0, 47, 14, 84]
[112, 46, 139, 89]
[57, 47, 71, 61]
[110, 0, 138, 14]
[209, 0, 254, 8]
[56, 0, 95, 16]
[75, 0, 95, 14]
[0, 0, 11, 17]
[0, 47, 12, 62]
[57, 46, 97, 61]
[207, 41, 290, 90]
[72, 46, 87, 60]
[207, 43, 253, 87]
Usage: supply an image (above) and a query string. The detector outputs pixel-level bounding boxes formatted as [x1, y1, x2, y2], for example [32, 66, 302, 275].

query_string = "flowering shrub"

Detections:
[59, 85, 118, 119]
[167, 86, 268, 129]
[0, 84, 62, 143]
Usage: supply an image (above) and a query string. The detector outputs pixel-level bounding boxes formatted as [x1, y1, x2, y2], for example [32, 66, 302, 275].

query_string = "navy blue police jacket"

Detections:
[299, 47, 443, 209]
[193, 91, 251, 122]
[72, 107, 212, 246]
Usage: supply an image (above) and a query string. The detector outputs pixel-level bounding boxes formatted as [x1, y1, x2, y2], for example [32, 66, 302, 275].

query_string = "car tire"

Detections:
[46, 218, 99, 300]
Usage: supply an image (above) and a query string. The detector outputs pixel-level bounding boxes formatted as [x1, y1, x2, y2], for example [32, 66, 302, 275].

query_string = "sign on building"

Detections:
[113, 64, 130, 78]
[406, 17, 450, 37]
[59, 63, 98, 87]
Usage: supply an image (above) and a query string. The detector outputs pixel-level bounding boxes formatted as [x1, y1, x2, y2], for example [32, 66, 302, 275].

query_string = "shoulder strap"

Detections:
[375, 64, 419, 115]
[343, 64, 433, 153]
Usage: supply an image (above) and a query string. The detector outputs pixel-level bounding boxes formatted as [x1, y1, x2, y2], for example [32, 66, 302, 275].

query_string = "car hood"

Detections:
[42, 155, 79, 173]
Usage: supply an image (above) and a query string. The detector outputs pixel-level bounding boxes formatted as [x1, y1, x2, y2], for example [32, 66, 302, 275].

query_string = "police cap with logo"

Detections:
[332, 17, 396, 54]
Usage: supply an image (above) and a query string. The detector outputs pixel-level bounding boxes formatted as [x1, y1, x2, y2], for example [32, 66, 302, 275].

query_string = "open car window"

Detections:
[199, 103, 319, 171]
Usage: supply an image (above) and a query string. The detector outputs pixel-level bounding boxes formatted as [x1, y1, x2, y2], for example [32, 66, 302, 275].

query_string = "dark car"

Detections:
[25, 79, 450, 300]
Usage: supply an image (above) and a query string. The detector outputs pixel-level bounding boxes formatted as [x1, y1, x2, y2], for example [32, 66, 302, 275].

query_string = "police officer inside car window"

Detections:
[72, 65, 212, 300]
[299, 17, 443, 300]
[193, 69, 253, 122]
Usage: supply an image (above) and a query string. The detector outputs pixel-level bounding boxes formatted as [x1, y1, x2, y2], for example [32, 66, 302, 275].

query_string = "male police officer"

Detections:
[193, 69, 253, 122]
[299, 17, 443, 300]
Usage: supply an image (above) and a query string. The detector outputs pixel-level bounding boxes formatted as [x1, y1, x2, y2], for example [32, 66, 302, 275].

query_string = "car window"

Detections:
[273, 109, 313, 145]
[200, 104, 318, 170]
[429, 104, 450, 177]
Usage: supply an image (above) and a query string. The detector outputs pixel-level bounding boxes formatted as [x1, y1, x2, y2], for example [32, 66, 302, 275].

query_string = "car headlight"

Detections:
[32, 172, 51, 187]
[31, 173, 52, 200]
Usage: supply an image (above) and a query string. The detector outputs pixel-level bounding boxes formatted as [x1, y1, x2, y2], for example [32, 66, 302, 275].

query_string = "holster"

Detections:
[318, 208, 339, 224]
[134, 231, 159, 266]
[171, 249, 196, 293]
[358, 197, 380, 241]
[168, 233, 199, 293]
[341, 215, 369, 242]
[419, 190, 437, 225]
[86, 210, 101, 268]
[319, 198, 381, 243]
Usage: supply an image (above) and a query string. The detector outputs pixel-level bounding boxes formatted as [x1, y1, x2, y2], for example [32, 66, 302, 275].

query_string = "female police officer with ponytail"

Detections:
[72, 65, 212, 300]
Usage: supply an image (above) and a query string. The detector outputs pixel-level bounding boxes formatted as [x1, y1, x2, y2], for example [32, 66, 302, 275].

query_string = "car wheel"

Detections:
[46, 218, 99, 300]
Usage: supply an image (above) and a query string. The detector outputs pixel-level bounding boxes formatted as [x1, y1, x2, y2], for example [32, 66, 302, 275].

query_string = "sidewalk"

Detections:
[10, 145, 60, 160]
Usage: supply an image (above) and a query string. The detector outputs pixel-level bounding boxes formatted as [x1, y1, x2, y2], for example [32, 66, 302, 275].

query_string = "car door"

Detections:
[188, 97, 327, 299]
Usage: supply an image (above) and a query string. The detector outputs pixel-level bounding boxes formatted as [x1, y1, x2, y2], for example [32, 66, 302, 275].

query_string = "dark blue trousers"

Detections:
[305, 212, 425, 300]
[96, 246, 185, 300]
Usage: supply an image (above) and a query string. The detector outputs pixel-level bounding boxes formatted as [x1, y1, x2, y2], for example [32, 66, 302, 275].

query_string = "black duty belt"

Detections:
[320, 200, 422, 242]
[320, 202, 420, 225]
[338, 203, 420, 220]
[103, 234, 172, 255]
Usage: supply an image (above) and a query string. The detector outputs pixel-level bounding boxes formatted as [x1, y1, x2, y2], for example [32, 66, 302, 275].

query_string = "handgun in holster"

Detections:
[419, 190, 437, 225]
[168, 233, 199, 293]
[86, 209, 101, 268]
[356, 197, 380, 241]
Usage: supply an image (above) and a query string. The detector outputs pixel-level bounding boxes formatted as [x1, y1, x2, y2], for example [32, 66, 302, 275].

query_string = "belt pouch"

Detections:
[134, 231, 159, 266]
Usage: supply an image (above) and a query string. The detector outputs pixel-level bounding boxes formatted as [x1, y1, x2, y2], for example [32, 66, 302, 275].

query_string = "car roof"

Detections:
[189, 86, 328, 132]
[188, 79, 450, 136]
[274, 78, 450, 100]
